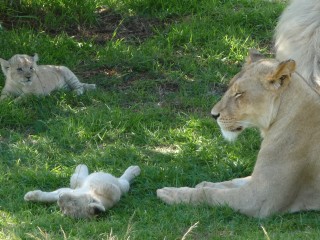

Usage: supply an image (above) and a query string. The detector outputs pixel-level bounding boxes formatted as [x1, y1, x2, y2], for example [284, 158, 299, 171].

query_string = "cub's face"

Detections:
[0, 54, 38, 86]
[58, 192, 105, 218]
[211, 51, 295, 141]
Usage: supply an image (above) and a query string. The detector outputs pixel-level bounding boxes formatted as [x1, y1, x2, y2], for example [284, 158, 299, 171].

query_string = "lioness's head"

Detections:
[58, 192, 105, 219]
[0, 54, 39, 85]
[212, 50, 296, 141]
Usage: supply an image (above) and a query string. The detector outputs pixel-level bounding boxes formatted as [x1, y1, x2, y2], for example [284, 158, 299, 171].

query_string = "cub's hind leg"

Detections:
[70, 164, 89, 189]
[59, 66, 96, 95]
[118, 166, 141, 194]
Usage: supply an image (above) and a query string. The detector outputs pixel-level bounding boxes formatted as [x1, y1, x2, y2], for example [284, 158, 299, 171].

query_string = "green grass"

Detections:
[2, 0, 320, 239]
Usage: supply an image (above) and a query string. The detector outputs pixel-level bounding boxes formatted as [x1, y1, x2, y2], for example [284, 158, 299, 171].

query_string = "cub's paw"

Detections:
[24, 190, 43, 201]
[74, 164, 89, 174]
[86, 83, 96, 90]
[126, 166, 141, 178]
[73, 88, 84, 95]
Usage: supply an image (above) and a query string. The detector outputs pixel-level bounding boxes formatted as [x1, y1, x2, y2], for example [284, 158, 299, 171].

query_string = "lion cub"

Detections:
[0, 54, 96, 101]
[24, 165, 141, 218]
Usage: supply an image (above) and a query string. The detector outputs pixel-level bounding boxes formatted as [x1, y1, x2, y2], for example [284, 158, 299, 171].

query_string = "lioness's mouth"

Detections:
[231, 126, 243, 132]
[22, 79, 32, 84]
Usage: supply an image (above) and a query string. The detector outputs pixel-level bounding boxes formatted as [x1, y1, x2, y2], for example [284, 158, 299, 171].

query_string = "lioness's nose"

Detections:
[211, 113, 220, 120]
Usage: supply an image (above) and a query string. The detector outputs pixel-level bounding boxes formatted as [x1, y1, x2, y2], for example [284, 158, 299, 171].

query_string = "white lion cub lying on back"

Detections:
[24, 165, 141, 218]
[0, 54, 96, 101]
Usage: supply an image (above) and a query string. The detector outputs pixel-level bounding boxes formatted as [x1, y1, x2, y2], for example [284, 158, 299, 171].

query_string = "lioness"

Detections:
[24, 165, 141, 218]
[275, 0, 320, 91]
[157, 50, 320, 218]
[0, 54, 96, 101]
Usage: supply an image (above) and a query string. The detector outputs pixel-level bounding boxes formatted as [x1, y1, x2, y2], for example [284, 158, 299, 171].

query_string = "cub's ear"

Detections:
[245, 49, 264, 65]
[266, 60, 296, 91]
[33, 54, 39, 62]
[0, 58, 9, 76]
[88, 202, 106, 214]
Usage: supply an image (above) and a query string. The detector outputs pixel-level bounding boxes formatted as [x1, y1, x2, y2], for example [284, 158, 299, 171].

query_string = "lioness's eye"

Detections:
[30, 67, 34, 70]
[279, 75, 287, 81]
[234, 92, 243, 98]
[17, 68, 22, 71]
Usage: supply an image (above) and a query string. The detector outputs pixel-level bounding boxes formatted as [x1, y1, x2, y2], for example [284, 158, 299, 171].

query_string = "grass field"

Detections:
[1, 0, 320, 239]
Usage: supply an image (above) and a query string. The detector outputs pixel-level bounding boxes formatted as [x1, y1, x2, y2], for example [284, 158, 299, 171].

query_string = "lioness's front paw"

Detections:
[196, 181, 228, 189]
[157, 187, 202, 204]
[157, 187, 179, 204]
[195, 181, 207, 188]
[195, 181, 216, 188]
[157, 187, 194, 204]
[24, 190, 42, 201]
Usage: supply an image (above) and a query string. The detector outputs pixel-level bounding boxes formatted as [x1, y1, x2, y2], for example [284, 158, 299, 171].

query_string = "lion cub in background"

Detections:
[24, 165, 141, 218]
[0, 54, 96, 101]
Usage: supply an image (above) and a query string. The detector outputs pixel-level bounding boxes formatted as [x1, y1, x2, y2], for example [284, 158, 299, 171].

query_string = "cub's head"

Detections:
[0, 54, 39, 85]
[212, 50, 296, 141]
[58, 192, 105, 219]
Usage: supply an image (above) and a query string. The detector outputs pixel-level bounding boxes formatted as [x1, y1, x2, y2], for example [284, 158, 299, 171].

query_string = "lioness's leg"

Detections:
[157, 186, 268, 217]
[195, 176, 251, 189]
[24, 188, 72, 203]
[70, 164, 89, 189]
[118, 166, 141, 193]
[157, 173, 300, 218]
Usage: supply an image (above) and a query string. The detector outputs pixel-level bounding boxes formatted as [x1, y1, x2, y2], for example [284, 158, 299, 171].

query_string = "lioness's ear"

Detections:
[33, 54, 39, 62]
[0, 58, 9, 76]
[245, 49, 264, 65]
[267, 60, 296, 91]
[88, 202, 106, 213]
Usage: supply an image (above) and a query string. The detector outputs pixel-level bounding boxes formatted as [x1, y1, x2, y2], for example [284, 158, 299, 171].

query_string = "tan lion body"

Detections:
[157, 51, 320, 218]
[275, 0, 320, 91]
[0, 54, 96, 101]
[24, 165, 140, 218]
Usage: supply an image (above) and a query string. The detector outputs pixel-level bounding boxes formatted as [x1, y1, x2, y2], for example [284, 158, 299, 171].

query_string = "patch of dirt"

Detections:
[77, 65, 160, 90]
[77, 67, 119, 80]
[79, 66, 156, 80]
[1, 7, 169, 44]
[69, 7, 167, 44]
[158, 82, 180, 92]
